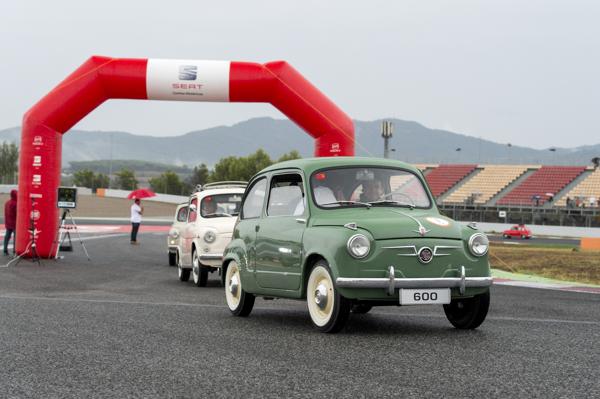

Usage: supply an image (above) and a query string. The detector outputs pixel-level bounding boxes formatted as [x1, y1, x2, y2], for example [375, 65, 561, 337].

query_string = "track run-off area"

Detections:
[0, 230, 599, 398]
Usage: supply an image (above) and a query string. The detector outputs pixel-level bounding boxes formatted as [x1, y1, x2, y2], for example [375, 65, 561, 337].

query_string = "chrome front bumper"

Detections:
[336, 266, 493, 296]
[199, 253, 223, 261]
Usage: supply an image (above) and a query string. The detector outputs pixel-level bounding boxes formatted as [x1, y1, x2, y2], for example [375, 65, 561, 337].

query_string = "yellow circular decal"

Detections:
[426, 217, 450, 227]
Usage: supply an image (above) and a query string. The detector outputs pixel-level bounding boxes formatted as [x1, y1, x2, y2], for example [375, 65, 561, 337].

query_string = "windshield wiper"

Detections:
[368, 200, 415, 209]
[320, 200, 372, 209]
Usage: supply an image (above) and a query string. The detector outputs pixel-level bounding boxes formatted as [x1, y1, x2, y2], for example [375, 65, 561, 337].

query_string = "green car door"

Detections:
[255, 171, 306, 291]
[237, 177, 268, 283]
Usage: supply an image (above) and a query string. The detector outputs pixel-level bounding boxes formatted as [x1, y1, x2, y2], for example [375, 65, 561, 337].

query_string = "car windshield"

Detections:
[201, 193, 243, 218]
[310, 167, 431, 209]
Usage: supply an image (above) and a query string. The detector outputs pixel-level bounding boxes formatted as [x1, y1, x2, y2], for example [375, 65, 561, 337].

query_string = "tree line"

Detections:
[0, 142, 19, 184]
[71, 149, 301, 195]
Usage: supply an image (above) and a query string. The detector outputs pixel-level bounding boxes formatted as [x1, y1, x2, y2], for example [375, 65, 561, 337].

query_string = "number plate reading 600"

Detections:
[399, 288, 451, 305]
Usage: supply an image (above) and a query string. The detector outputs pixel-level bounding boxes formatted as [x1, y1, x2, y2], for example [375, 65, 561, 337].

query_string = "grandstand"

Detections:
[423, 164, 477, 197]
[420, 163, 600, 227]
[494, 166, 586, 206]
[556, 168, 600, 207]
[443, 165, 530, 205]
[416, 163, 599, 210]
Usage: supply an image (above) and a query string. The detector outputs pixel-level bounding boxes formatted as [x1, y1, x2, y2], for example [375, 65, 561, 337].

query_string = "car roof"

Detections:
[191, 187, 246, 198]
[258, 157, 421, 176]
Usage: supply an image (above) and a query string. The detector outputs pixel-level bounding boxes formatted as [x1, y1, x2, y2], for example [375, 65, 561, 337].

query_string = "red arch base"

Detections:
[17, 56, 355, 258]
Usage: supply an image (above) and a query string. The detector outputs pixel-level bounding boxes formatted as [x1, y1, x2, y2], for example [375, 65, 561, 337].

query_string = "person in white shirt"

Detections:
[130, 198, 143, 244]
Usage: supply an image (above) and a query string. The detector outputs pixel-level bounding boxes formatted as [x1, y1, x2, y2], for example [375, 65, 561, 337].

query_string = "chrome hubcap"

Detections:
[229, 275, 239, 296]
[314, 283, 328, 309]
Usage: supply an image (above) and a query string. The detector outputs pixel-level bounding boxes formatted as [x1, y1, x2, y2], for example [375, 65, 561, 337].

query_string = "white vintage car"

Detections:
[167, 203, 189, 266]
[177, 182, 246, 287]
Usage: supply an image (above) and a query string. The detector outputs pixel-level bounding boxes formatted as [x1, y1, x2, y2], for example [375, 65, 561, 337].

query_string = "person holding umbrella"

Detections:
[130, 198, 143, 244]
[128, 189, 155, 245]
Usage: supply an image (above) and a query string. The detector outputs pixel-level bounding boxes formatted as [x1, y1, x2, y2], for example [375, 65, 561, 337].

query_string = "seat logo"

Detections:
[418, 247, 433, 264]
[179, 65, 197, 81]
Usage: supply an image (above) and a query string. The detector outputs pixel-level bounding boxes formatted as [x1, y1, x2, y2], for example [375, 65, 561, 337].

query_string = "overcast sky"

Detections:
[1, 1, 598, 148]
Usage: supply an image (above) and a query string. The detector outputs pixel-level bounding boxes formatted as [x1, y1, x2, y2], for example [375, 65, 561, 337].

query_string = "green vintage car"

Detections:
[222, 157, 492, 333]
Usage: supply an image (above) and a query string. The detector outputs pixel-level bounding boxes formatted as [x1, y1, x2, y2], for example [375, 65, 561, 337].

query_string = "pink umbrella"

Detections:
[127, 188, 156, 200]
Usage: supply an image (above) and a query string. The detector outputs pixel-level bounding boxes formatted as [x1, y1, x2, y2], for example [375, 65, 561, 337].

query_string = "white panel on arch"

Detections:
[146, 59, 230, 102]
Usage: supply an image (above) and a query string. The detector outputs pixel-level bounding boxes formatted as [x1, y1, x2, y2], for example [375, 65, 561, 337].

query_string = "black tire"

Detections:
[225, 261, 255, 317]
[178, 263, 190, 282]
[351, 303, 373, 314]
[168, 251, 177, 267]
[443, 291, 490, 329]
[192, 251, 209, 287]
[521, 235, 526, 239]
[306, 261, 351, 333]
[502, 234, 509, 239]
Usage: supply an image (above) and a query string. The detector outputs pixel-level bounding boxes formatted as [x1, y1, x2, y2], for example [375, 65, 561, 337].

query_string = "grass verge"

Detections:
[489, 243, 600, 285]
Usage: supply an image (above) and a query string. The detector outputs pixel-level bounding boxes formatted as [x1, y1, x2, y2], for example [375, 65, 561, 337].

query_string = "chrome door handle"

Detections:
[295, 218, 306, 224]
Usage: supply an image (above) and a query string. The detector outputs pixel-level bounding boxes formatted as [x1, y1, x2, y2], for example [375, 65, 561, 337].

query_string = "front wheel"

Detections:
[168, 251, 177, 267]
[192, 251, 209, 287]
[306, 261, 351, 333]
[225, 261, 255, 317]
[443, 291, 490, 329]
[178, 263, 190, 282]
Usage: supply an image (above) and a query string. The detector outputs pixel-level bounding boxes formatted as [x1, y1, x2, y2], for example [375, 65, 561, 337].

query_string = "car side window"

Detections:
[177, 206, 188, 222]
[188, 198, 198, 223]
[242, 178, 267, 219]
[267, 173, 305, 217]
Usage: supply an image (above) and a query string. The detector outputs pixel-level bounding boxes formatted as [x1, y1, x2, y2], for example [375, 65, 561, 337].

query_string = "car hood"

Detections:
[311, 208, 464, 240]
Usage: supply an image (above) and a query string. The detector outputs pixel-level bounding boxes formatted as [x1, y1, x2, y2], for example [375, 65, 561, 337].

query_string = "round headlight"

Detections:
[204, 230, 217, 244]
[469, 233, 489, 256]
[347, 234, 370, 259]
[169, 229, 179, 239]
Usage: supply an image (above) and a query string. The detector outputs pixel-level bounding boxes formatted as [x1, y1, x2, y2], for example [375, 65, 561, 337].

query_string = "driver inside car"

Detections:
[201, 197, 218, 216]
[359, 179, 385, 202]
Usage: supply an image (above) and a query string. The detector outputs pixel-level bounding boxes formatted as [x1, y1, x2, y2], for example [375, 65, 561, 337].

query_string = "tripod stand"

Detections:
[15, 197, 42, 266]
[54, 209, 91, 261]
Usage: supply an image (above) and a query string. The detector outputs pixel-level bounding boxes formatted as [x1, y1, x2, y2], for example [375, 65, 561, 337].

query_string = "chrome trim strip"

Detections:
[255, 270, 302, 276]
[391, 210, 431, 236]
[382, 245, 417, 250]
[344, 222, 358, 230]
[433, 245, 460, 256]
[382, 245, 460, 257]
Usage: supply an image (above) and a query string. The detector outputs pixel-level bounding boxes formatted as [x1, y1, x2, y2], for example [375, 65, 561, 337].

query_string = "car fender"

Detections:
[221, 237, 256, 290]
[301, 226, 360, 291]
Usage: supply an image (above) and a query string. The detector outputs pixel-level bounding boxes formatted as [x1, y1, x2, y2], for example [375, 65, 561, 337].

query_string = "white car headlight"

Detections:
[204, 230, 217, 244]
[347, 234, 370, 259]
[468, 233, 489, 257]
[169, 229, 179, 239]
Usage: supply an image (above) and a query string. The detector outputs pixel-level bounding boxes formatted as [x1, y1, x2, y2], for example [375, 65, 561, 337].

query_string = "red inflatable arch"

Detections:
[17, 56, 355, 257]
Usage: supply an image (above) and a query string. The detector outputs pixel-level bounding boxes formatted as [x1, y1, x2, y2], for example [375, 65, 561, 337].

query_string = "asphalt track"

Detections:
[1, 233, 599, 398]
